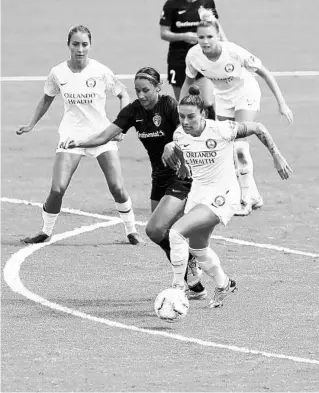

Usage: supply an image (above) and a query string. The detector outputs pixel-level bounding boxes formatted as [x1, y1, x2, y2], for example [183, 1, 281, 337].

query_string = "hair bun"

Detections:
[188, 85, 201, 96]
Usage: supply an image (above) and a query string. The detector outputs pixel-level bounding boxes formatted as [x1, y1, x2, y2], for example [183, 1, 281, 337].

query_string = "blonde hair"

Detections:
[198, 6, 220, 32]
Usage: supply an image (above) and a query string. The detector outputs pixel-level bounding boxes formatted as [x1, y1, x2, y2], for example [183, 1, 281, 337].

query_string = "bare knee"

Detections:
[235, 141, 250, 164]
[145, 222, 166, 244]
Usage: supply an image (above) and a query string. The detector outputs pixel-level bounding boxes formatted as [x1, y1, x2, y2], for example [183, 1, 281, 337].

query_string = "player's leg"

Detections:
[21, 151, 82, 244]
[194, 75, 216, 119]
[234, 108, 263, 215]
[146, 177, 206, 299]
[97, 148, 142, 245]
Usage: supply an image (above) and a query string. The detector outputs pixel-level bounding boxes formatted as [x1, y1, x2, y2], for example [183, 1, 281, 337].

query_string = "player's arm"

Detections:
[60, 123, 123, 149]
[236, 121, 293, 180]
[160, 26, 198, 45]
[17, 94, 55, 135]
[255, 66, 293, 124]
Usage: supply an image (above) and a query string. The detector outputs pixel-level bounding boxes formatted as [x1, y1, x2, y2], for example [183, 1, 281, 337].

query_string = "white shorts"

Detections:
[216, 88, 261, 118]
[56, 140, 118, 158]
[185, 183, 241, 226]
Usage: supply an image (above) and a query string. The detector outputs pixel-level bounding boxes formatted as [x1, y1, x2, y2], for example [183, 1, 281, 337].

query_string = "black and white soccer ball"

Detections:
[154, 287, 189, 323]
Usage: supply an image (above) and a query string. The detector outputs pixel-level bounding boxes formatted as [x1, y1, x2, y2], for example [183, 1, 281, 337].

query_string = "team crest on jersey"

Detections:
[213, 195, 226, 207]
[86, 78, 97, 88]
[206, 139, 217, 149]
[225, 64, 234, 73]
[153, 114, 162, 127]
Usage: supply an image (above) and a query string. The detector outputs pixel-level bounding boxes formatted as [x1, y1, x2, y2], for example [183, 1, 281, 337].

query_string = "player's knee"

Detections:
[169, 229, 188, 266]
[145, 222, 166, 244]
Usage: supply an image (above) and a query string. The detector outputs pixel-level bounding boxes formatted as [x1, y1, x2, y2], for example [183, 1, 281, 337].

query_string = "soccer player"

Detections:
[180, 9, 294, 215]
[159, 0, 227, 117]
[163, 86, 292, 308]
[60, 67, 207, 300]
[16, 25, 142, 245]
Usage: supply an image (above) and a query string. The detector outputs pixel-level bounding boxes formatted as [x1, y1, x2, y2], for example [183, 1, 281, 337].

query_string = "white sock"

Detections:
[235, 141, 260, 204]
[115, 197, 137, 236]
[169, 229, 189, 287]
[42, 208, 59, 236]
[190, 247, 228, 288]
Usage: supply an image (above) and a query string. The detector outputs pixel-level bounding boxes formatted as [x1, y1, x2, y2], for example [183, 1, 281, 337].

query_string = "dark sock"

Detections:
[205, 105, 216, 120]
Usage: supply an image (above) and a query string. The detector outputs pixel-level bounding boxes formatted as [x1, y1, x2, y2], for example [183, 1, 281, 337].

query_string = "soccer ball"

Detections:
[154, 287, 189, 323]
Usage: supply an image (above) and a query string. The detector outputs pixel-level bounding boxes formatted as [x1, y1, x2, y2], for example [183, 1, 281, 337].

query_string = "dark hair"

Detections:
[67, 25, 92, 46]
[134, 67, 161, 86]
[179, 85, 205, 112]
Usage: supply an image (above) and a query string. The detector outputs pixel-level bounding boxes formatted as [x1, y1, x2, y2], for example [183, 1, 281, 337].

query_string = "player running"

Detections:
[60, 67, 207, 300]
[16, 25, 142, 245]
[160, 0, 227, 118]
[180, 8, 293, 215]
[163, 86, 292, 308]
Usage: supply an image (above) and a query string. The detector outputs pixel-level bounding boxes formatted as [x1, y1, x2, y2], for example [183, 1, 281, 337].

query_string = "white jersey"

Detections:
[185, 42, 262, 100]
[44, 59, 123, 138]
[174, 119, 238, 190]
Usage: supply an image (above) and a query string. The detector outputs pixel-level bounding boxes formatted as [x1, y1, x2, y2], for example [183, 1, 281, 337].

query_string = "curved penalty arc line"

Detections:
[3, 220, 319, 366]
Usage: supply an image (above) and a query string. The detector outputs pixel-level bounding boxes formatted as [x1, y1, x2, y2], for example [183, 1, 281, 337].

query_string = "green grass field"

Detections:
[1, 0, 319, 391]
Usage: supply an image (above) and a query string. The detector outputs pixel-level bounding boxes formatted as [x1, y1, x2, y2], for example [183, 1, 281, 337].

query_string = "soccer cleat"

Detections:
[127, 232, 144, 245]
[209, 278, 237, 308]
[187, 281, 208, 300]
[234, 202, 252, 216]
[21, 231, 50, 244]
[252, 195, 264, 210]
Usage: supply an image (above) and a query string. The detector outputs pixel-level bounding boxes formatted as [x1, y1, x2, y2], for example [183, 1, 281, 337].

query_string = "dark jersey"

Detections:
[113, 95, 180, 176]
[160, 0, 218, 65]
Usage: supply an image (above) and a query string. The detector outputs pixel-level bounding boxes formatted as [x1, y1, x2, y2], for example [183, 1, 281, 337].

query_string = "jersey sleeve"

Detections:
[159, 0, 173, 27]
[185, 50, 198, 78]
[173, 126, 184, 146]
[217, 120, 238, 142]
[235, 44, 262, 72]
[44, 69, 60, 97]
[112, 103, 136, 134]
[165, 96, 180, 129]
[102, 66, 123, 97]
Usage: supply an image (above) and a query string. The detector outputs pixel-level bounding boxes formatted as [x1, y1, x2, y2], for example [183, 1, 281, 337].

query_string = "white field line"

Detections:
[1, 71, 319, 82]
[2, 196, 318, 258]
[3, 221, 319, 365]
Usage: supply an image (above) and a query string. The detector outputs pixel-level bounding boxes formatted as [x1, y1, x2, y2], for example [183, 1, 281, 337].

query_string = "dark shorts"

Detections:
[151, 172, 192, 202]
[167, 63, 205, 88]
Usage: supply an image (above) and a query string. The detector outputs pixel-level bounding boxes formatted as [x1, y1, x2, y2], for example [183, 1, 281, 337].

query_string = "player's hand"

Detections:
[177, 164, 191, 180]
[183, 32, 198, 45]
[16, 125, 33, 135]
[273, 153, 293, 180]
[279, 102, 294, 125]
[111, 133, 124, 142]
[162, 142, 180, 169]
[59, 137, 78, 149]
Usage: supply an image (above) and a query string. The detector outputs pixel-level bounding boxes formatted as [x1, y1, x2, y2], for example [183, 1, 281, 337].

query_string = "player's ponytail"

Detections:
[179, 85, 205, 112]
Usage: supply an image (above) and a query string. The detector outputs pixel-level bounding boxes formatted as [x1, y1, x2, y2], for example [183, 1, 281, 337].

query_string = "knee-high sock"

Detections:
[169, 229, 189, 287]
[190, 246, 228, 288]
[115, 197, 137, 236]
[234, 141, 260, 204]
[42, 204, 59, 236]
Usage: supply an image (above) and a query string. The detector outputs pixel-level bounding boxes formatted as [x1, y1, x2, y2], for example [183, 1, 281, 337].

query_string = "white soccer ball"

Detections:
[154, 287, 189, 323]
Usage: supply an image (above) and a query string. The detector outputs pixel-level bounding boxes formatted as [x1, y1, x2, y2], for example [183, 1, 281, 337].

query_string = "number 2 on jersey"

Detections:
[170, 69, 177, 85]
